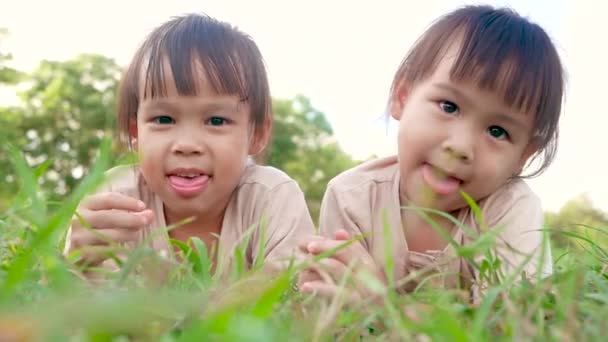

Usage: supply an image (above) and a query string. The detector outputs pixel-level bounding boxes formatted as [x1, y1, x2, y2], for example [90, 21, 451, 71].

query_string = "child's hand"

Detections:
[67, 192, 154, 265]
[298, 229, 387, 302]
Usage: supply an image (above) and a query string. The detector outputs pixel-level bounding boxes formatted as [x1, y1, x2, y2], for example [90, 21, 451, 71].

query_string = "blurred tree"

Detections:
[267, 95, 358, 222]
[545, 194, 608, 250]
[0, 44, 357, 221]
[0, 29, 21, 84]
[9, 54, 121, 202]
[0, 29, 25, 209]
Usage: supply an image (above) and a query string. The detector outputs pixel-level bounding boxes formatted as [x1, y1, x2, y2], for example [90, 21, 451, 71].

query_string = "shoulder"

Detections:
[475, 179, 552, 279]
[238, 163, 302, 194]
[227, 163, 313, 232]
[481, 179, 540, 211]
[326, 155, 399, 195]
[231, 163, 307, 211]
[478, 178, 543, 228]
[321, 156, 400, 230]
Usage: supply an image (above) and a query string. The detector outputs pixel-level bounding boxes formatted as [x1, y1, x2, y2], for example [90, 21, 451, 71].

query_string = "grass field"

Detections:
[1, 143, 606, 341]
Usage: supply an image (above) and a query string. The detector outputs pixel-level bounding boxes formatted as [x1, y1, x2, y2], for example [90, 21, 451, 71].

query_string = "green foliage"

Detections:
[0, 29, 25, 210]
[0, 29, 22, 85]
[545, 194, 608, 252]
[267, 95, 357, 220]
[14, 54, 121, 200]
[0, 50, 355, 220]
[0, 148, 606, 341]
[0, 35, 606, 341]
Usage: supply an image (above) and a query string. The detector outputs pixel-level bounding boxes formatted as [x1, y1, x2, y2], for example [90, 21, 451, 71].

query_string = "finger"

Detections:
[298, 235, 331, 253]
[76, 245, 116, 267]
[308, 240, 381, 279]
[300, 280, 339, 297]
[77, 209, 153, 230]
[309, 257, 349, 283]
[309, 257, 387, 298]
[306, 239, 345, 255]
[306, 239, 367, 265]
[77, 244, 132, 267]
[297, 268, 323, 286]
[334, 229, 350, 240]
[82, 192, 147, 212]
[71, 228, 141, 248]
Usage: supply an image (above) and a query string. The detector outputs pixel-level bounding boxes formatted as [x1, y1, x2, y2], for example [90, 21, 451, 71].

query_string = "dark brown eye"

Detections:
[488, 125, 509, 140]
[153, 115, 175, 124]
[439, 101, 459, 115]
[207, 117, 227, 126]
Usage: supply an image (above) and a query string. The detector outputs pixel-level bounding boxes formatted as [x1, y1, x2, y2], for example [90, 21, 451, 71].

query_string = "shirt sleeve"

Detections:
[480, 186, 553, 283]
[250, 180, 317, 269]
[318, 182, 370, 251]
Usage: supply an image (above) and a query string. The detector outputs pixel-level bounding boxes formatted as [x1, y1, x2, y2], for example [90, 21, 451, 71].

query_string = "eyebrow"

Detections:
[432, 82, 529, 131]
[433, 82, 474, 109]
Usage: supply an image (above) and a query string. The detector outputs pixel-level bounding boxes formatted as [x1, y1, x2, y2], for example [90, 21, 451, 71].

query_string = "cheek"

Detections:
[136, 132, 166, 163]
[213, 134, 250, 164]
[138, 147, 158, 175]
[397, 117, 436, 154]
[138, 155, 161, 188]
[477, 145, 522, 177]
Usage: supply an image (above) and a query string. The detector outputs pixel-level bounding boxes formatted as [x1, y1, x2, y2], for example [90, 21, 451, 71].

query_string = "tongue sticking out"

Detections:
[169, 175, 208, 187]
[421, 164, 461, 195]
[168, 174, 210, 197]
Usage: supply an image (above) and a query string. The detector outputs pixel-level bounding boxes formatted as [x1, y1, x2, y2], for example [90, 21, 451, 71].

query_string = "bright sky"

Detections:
[1, 0, 606, 212]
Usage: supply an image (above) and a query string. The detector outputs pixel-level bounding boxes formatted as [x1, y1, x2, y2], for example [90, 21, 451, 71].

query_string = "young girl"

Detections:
[299, 5, 563, 301]
[64, 13, 315, 275]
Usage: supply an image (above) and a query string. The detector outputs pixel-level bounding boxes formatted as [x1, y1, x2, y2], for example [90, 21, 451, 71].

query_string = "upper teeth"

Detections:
[177, 173, 199, 178]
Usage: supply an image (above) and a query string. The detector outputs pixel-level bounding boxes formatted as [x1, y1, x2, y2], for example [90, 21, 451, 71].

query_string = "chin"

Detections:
[167, 203, 202, 218]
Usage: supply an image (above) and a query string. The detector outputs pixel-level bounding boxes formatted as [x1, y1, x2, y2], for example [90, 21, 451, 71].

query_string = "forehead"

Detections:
[429, 41, 534, 115]
[138, 56, 218, 99]
[136, 59, 252, 118]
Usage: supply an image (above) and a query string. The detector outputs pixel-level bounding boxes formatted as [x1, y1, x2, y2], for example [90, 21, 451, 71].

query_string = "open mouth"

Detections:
[172, 172, 204, 179]
[167, 169, 211, 197]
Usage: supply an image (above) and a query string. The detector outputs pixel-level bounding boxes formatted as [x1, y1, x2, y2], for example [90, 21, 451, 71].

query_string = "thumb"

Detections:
[334, 229, 350, 241]
[133, 209, 155, 224]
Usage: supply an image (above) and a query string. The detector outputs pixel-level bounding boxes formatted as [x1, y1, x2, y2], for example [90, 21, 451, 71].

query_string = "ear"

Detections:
[515, 138, 540, 174]
[248, 118, 272, 155]
[389, 84, 410, 120]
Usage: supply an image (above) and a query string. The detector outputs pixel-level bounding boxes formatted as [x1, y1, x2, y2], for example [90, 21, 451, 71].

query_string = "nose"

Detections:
[172, 127, 205, 156]
[441, 129, 474, 164]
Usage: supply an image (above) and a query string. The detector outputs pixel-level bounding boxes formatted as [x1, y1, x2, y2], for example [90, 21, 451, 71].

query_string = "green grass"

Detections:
[1, 143, 606, 341]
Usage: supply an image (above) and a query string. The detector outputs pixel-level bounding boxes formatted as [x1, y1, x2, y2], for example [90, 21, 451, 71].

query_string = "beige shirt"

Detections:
[65, 162, 315, 272]
[319, 156, 552, 298]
